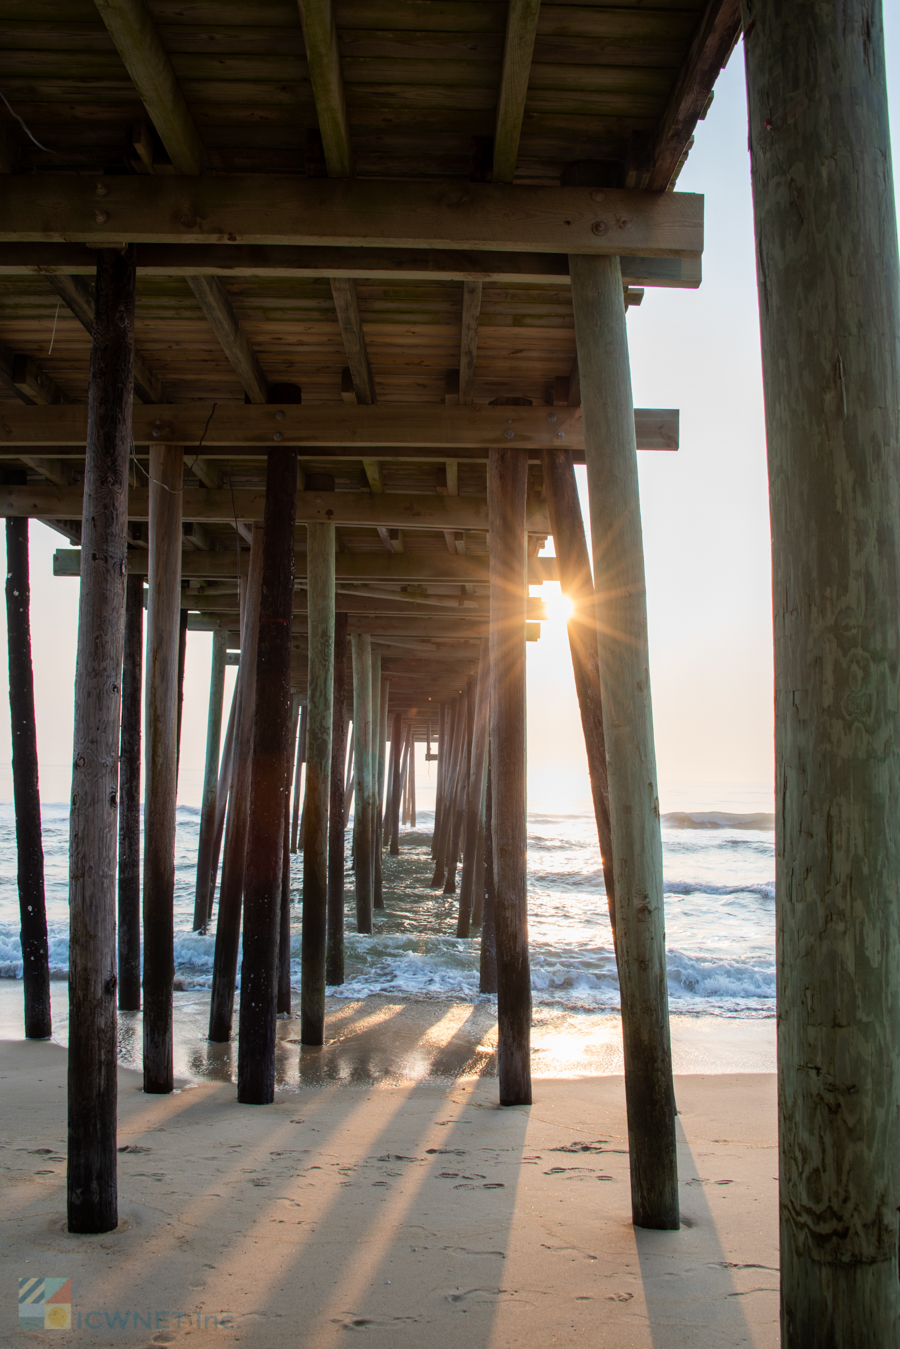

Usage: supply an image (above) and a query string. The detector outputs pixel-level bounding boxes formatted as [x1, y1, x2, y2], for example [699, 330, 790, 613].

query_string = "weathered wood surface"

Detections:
[67, 247, 134, 1235]
[208, 528, 264, 1042]
[298, 0, 353, 178]
[331, 278, 376, 404]
[372, 659, 386, 909]
[327, 610, 349, 986]
[458, 635, 490, 937]
[458, 280, 482, 406]
[117, 571, 143, 1012]
[193, 630, 227, 932]
[5, 517, 51, 1038]
[479, 752, 497, 994]
[431, 694, 462, 887]
[444, 675, 474, 896]
[142, 443, 184, 1096]
[187, 276, 269, 404]
[0, 403, 677, 454]
[290, 702, 308, 853]
[279, 692, 301, 1016]
[203, 674, 238, 927]
[0, 177, 704, 257]
[351, 633, 374, 932]
[388, 711, 403, 854]
[744, 2, 900, 1339]
[493, 0, 542, 183]
[300, 521, 336, 1045]
[570, 252, 677, 1229]
[238, 450, 297, 1102]
[175, 607, 188, 785]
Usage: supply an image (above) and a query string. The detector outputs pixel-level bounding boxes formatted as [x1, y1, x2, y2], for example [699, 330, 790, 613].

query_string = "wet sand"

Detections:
[0, 1035, 778, 1347]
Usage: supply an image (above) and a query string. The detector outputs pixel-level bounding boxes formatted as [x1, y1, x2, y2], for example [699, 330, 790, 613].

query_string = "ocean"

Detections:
[0, 802, 775, 1020]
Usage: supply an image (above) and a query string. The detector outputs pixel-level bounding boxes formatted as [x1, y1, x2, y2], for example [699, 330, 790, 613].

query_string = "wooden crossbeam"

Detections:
[331, 278, 376, 404]
[633, 0, 742, 191]
[43, 273, 165, 404]
[0, 178, 704, 258]
[0, 245, 703, 290]
[459, 281, 482, 406]
[54, 549, 558, 585]
[298, 0, 353, 179]
[493, 0, 542, 185]
[187, 276, 269, 404]
[5, 485, 551, 534]
[0, 404, 678, 453]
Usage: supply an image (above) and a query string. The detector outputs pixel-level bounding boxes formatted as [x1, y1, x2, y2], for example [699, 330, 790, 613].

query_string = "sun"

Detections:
[541, 584, 575, 626]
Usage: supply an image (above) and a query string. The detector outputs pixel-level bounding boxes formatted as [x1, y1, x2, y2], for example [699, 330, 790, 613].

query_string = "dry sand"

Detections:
[0, 1021, 778, 1348]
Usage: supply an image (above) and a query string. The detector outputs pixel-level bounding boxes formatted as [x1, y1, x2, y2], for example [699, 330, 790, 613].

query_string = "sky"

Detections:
[2, 24, 899, 815]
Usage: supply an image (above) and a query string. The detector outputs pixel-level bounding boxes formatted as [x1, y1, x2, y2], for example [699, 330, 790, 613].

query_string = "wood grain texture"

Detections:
[743, 1, 900, 1338]
[298, 0, 352, 177]
[331, 277, 376, 404]
[493, 0, 542, 184]
[488, 445, 531, 1106]
[350, 633, 374, 930]
[457, 633, 489, 936]
[326, 609, 349, 984]
[67, 246, 134, 1235]
[187, 276, 269, 404]
[458, 279, 482, 406]
[117, 571, 143, 1011]
[192, 629, 226, 932]
[0, 175, 704, 256]
[43, 272, 166, 403]
[570, 252, 676, 1229]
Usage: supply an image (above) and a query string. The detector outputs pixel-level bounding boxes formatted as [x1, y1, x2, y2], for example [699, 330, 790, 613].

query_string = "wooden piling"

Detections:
[479, 749, 498, 995]
[300, 521, 336, 1046]
[290, 702, 307, 853]
[5, 517, 51, 1037]
[193, 629, 227, 932]
[208, 527, 264, 1042]
[443, 684, 473, 894]
[458, 637, 490, 936]
[744, 5, 900, 1334]
[175, 606, 188, 784]
[117, 571, 143, 1011]
[373, 661, 386, 908]
[204, 674, 238, 926]
[351, 634, 374, 932]
[384, 711, 400, 848]
[431, 695, 462, 887]
[408, 727, 416, 827]
[430, 703, 445, 857]
[540, 447, 615, 927]
[342, 723, 354, 830]
[327, 610, 349, 986]
[238, 449, 297, 1103]
[142, 442, 184, 1096]
[278, 692, 301, 1016]
[388, 710, 403, 855]
[67, 246, 134, 1234]
[570, 253, 676, 1227]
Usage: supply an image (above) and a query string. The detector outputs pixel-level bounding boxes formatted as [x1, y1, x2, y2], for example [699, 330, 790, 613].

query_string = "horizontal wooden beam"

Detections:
[0, 244, 702, 290]
[0, 404, 678, 454]
[5, 485, 550, 533]
[0, 177, 704, 259]
[43, 273, 166, 405]
[53, 548, 557, 585]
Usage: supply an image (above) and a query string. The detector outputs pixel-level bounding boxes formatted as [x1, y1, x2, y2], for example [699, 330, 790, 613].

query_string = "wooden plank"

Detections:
[458, 280, 482, 406]
[11, 353, 69, 406]
[0, 402, 677, 452]
[636, 0, 742, 191]
[6, 483, 550, 532]
[331, 277, 376, 404]
[0, 176, 705, 257]
[186, 276, 269, 403]
[493, 0, 542, 184]
[298, 0, 352, 178]
[0, 242, 703, 289]
[94, 0, 206, 175]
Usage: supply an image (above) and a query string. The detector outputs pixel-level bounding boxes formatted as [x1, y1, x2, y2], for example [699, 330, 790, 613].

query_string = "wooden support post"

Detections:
[204, 674, 238, 925]
[372, 659, 386, 908]
[327, 610, 349, 986]
[175, 608, 188, 785]
[5, 517, 51, 1037]
[489, 446, 531, 1105]
[300, 521, 336, 1045]
[430, 695, 461, 886]
[399, 723, 412, 827]
[383, 713, 399, 847]
[388, 710, 403, 854]
[570, 253, 676, 1226]
[238, 450, 297, 1103]
[540, 447, 615, 927]
[290, 703, 308, 852]
[479, 750, 497, 994]
[444, 679, 474, 896]
[193, 630, 227, 932]
[431, 702, 446, 857]
[208, 527, 264, 1042]
[67, 246, 134, 1235]
[471, 753, 488, 927]
[117, 571, 143, 1011]
[407, 727, 416, 827]
[278, 692, 301, 1015]
[458, 637, 490, 936]
[142, 442, 183, 1095]
[351, 634, 374, 932]
[342, 722, 354, 829]
[744, 6, 900, 1335]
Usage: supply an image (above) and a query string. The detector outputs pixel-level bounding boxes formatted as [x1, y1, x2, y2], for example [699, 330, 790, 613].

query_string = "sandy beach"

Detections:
[1, 1024, 778, 1348]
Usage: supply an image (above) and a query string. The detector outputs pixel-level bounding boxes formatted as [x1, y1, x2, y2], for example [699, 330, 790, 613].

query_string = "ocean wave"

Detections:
[664, 880, 775, 901]
[662, 811, 775, 831]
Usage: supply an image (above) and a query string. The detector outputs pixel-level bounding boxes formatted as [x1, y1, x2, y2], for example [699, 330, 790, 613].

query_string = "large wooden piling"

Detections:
[744, 5, 900, 1337]
[327, 610, 349, 986]
[5, 517, 51, 1038]
[237, 450, 297, 1103]
[488, 445, 531, 1107]
[300, 522, 336, 1045]
[351, 633, 374, 931]
[117, 571, 143, 1011]
[175, 607, 188, 783]
[373, 660, 386, 907]
[458, 637, 490, 936]
[445, 675, 475, 896]
[193, 629, 227, 932]
[479, 752, 497, 994]
[431, 703, 445, 857]
[142, 442, 184, 1095]
[431, 695, 462, 887]
[406, 727, 416, 827]
[540, 447, 615, 926]
[278, 692, 301, 1016]
[388, 710, 403, 855]
[208, 527, 264, 1042]
[67, 246, 134, 1234]
[570, 253, 677, 1227]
